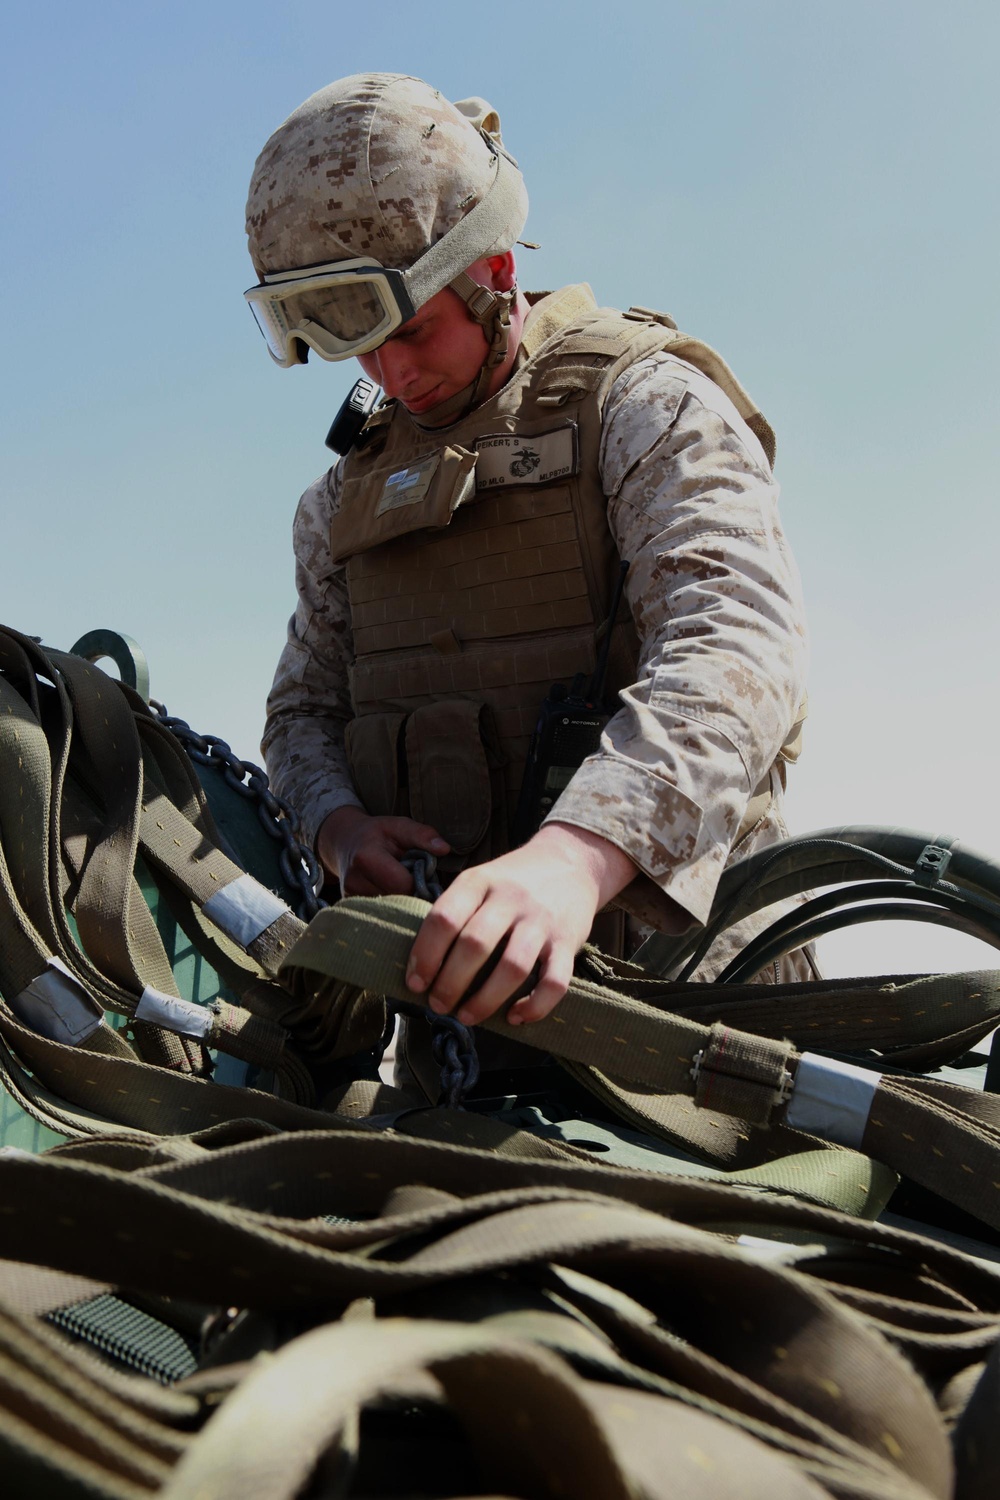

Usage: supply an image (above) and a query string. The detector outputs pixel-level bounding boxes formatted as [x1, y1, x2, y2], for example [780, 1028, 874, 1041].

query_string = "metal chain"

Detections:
[397, 850, 480, 1107]
[150, 703, 326, 921]
[402, 849, 443, 902]
[429, 1014, 481, 1108]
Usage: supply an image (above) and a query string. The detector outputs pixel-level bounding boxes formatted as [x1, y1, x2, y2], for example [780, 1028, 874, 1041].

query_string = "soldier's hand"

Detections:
[405, 823, 637, 1025]
[317, 806, 449, 897]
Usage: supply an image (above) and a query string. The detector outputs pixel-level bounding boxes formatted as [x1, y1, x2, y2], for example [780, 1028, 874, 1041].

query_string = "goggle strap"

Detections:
[402, 151, 526, 309]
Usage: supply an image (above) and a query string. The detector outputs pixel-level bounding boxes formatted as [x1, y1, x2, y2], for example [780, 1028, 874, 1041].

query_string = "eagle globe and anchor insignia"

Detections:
[509, 446, 541, 478]
[473, 427, 577, 489]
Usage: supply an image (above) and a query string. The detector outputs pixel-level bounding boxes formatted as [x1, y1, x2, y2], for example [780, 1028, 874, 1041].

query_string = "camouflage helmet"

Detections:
[245, 73, 528, 382]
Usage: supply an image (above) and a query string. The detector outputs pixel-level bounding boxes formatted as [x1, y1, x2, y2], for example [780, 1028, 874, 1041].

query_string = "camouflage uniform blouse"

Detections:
[263, 342, 808, 944]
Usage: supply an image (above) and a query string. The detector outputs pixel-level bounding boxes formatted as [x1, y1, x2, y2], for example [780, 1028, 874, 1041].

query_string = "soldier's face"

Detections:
[356, 285, 490, 423]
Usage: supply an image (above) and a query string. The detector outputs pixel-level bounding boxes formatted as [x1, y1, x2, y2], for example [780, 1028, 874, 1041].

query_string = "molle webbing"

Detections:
[347, 481, 602, 826]
[336, 289, 782, 838]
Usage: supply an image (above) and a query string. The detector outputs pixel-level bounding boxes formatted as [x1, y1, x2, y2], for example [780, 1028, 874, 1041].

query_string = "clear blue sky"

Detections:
[3, 0, 997, 974]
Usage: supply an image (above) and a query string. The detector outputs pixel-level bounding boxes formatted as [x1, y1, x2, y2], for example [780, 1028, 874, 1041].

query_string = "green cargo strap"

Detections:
[281, 895, 1000, 1235]
[0, 630, 203, 1073]
[0, 1143, 970, 1499]
[159, 1318, 863, 1500]
[0, 628, 370, 1122]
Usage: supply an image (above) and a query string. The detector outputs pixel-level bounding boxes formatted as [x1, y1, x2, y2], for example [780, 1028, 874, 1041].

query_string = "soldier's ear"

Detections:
[486, 251, 517, 292]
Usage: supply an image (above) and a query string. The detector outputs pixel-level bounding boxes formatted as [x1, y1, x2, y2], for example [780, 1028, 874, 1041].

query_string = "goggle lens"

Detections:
[246, 264, 407, 364]
[293, 282, 389, 342]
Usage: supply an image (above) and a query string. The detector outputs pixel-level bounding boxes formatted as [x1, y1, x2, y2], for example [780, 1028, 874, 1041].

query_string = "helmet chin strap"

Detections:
[410, 272, 515, 428]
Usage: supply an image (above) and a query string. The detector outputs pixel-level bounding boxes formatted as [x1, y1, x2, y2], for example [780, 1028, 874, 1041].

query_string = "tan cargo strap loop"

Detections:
[282, 894, 1000, 1235]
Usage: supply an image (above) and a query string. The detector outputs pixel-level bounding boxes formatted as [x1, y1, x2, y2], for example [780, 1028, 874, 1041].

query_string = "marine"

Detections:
[245, 72, 814, 1046]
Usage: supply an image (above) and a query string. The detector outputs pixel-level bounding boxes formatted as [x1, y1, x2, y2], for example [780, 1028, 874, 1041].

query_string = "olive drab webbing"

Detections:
[2, 1130, 1000, 1498]
[283, 894, 1000, 1233]
[3, 624, 1000, 1495]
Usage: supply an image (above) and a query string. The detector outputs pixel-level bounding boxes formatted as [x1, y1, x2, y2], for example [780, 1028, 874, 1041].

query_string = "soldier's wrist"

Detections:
[533, 821, 637, 908]
[316, 803, 368, 879]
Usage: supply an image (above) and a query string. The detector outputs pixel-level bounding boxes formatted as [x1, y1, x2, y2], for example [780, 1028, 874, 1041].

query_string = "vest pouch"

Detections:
[405, 701, 507, 871]
[331, 445, 478, 563]
[345, 713, 407, 818]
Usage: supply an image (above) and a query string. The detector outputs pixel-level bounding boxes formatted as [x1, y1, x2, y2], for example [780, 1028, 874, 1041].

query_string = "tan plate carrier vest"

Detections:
[329, 285, 800, 877]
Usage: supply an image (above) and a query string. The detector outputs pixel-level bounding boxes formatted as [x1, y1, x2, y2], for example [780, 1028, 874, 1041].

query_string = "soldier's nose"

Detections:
[370, 341, 418, 399]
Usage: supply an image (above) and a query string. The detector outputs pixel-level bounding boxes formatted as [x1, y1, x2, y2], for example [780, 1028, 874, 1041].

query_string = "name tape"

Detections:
[474, 425, 578, 489]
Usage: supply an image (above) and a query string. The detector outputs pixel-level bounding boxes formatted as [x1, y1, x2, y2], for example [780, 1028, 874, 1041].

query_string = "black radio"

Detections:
[325, 378, 381, 455]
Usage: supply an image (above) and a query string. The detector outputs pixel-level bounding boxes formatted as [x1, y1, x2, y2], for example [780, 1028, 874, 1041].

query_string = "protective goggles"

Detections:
[245, 259, 419, 366]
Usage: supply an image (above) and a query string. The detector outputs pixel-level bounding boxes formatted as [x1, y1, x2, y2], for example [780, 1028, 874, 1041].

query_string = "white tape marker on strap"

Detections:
[9, 957, 103, 1046]
[785, 1053, 882, 1150]
[135, 987, 213, 1041]
[202, 874, 291, 947]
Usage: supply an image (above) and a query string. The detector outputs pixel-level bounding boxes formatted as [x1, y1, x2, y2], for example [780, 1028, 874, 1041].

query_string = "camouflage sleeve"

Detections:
[544, 351, 808, 928]
[260, 464, 364, 848]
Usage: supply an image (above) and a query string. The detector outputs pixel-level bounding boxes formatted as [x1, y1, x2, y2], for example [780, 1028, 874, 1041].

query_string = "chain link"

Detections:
[150, 703, 326, 921]
[397, 850, 479, 1106]
[402, 849, 444, 902]
[429, 1014, 481, 1108]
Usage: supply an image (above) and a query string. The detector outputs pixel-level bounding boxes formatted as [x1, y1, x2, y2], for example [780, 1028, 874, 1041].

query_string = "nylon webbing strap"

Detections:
[138, 782, 303, 976]
[0, 671, 113, 1007]
[0, 1136, 982, 1500]
[0, 992, 360, 1140]
[0, 1290, 196, 1489]
[161, 1320, 639, 1500]
[0, 628, 332, 1118]
[0, 630, 204, 1073]
[283, 896, 710, 1092]
[627, 964, 1000, 1072]
[43, 649, 213, 1073]
[0, 625, 302, 991]
[47, 648, 172, 1000]
[282, 896, 1000, 1233]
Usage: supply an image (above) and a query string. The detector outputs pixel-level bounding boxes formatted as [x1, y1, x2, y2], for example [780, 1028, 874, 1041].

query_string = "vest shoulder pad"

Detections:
[535, 310, 680, 411]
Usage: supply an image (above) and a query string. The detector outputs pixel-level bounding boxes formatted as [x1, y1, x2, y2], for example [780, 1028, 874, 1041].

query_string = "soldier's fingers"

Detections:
[454, 920, 544, 1026]
[406, 877, 488, 997]
[506, 943, 575, 1024]
[425, 901, 517, 1017]
[385, 819, 450, 856]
